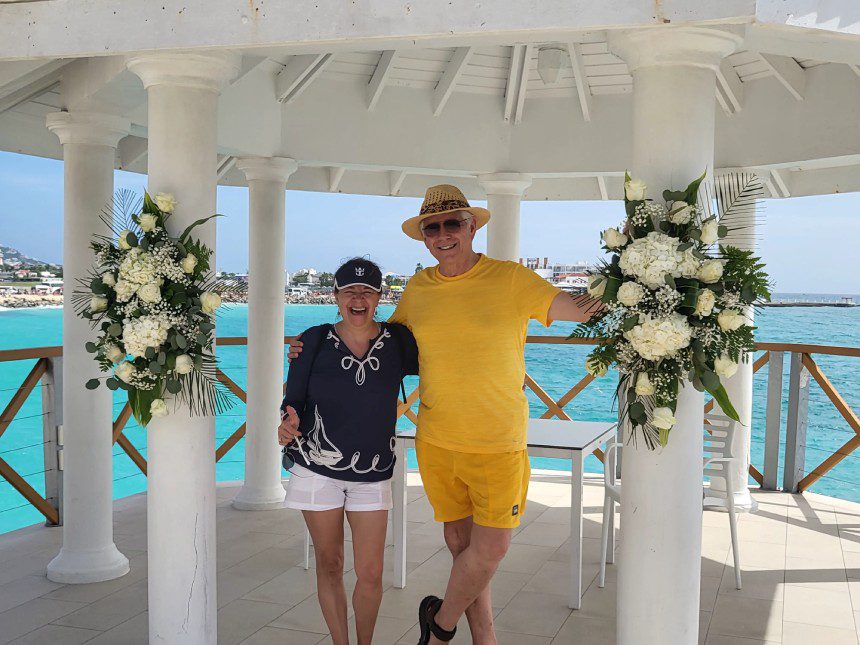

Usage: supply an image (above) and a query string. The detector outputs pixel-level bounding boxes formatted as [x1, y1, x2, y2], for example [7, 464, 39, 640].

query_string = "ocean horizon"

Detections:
[1, 299, 859, 535]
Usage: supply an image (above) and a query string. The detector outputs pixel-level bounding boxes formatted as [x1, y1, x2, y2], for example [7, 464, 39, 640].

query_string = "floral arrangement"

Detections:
[75, 190, 236, 427]
[574, 172, 770, 448]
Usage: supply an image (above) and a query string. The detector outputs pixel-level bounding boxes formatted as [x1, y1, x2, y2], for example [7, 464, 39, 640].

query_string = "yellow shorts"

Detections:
[415, 439, 530, 529]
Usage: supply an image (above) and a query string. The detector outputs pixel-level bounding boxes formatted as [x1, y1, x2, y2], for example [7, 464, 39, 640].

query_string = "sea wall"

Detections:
[0, 294, 63, 309]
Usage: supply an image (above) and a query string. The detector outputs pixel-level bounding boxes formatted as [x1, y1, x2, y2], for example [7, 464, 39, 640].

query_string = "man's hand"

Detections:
[278, 406, 301, 445]
[287, 334, 303, 362]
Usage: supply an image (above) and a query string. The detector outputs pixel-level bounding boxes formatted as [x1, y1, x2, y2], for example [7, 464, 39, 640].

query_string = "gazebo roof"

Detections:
[0, 1, 859, 200]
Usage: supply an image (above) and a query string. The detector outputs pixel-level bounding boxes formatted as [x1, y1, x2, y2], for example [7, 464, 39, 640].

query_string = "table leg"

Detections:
[569, 450, 584, 609]
[392, 439, 408, 589]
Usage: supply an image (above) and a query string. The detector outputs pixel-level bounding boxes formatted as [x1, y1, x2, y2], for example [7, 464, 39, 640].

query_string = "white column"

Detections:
[709, 204, 757, 510]
[477, 173, 532, 261]
[232, 157, 297, 510]
[609, 28, 741, 645]
[127, 51, 240, 644]
[46, 111, 131, 584]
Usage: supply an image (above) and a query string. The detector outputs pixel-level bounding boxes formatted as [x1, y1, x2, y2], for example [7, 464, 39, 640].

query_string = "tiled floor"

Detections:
[0, 470, 858, 644]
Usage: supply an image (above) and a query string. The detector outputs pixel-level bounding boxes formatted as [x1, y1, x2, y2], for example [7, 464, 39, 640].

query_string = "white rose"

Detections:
[118, 230, 134, 250]
[137, 282, 162, 304]
[105, 344, 125, 364]
[101, 272, 116, 287]
[150, 398, 169, 418]
[114, 361, 136, 383]
[587, 276, 606, 299]
[153, 193, 177, 213]
[698, 260, 723, 284]
[652, 407, 676, 430]
[180, 254, 198, 274]
[90, 295, 108, 313]
[717, 309, 745, 331]
[138, 213, 158, 232]
[714, 354, 739, 378]
[617, 281, 645, 307]
[668, 201, 693, 224]
[693, 289, 716, 317]
[700, 219, 719, 246]
[625, 178, 647, 201]
[200, 291, 222, 314]
[635, 372, 656, 396]
[602, 228, 628, 249]
[174, 354, 194, 375]
[586, 357, 608, 378]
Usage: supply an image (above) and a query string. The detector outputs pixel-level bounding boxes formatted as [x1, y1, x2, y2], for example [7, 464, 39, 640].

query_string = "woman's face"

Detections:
[335, 285, 380, 328]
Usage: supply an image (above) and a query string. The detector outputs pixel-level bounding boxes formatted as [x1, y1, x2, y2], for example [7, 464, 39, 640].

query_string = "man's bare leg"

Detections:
[430, 523, 511, 645]
[442, 517, 496, 644]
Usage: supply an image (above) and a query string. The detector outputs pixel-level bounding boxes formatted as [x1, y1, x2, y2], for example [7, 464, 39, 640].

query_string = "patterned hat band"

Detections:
[420, 199, 471, 215]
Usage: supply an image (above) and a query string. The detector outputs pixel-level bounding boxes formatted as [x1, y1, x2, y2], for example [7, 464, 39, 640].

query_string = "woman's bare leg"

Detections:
[346, 510, 389, 645]
[303, 509, 348, 645]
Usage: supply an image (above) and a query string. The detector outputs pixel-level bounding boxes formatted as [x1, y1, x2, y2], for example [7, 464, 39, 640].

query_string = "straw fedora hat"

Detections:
[402, 184, 491, 241]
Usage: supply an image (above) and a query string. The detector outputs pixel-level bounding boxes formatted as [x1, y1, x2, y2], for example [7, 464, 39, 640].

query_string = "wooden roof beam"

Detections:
[433, 47, 473, 117]
[760, 53, 805, 101]
[329, 166, 346, 192]
[0, 60, 67, 115]
[716, 58, 744, 115]
[513, 44, 533, 125]
[367, 50, 397, 111]
[770, 169, 791, 198]
[276, 53, 334, 104]
[566, 42, 592, 122]
[596, 175, 608, 200]
[389, 170, 407, 196]
[503, 45, 525, 123]
[217, 155, 236, 181]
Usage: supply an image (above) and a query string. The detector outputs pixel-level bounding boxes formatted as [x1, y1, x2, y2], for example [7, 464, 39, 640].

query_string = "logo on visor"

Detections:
[355, 267, 365, 276]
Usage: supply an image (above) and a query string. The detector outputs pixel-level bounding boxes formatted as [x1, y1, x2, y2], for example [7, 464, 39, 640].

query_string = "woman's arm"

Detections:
[279, 326, 322, 444]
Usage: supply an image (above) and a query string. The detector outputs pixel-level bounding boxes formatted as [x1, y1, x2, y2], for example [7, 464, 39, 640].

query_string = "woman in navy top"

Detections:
[278, 258, 417, 645]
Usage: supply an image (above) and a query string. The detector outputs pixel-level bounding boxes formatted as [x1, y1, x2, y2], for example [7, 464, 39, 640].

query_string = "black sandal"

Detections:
[417, 595, 457, 644]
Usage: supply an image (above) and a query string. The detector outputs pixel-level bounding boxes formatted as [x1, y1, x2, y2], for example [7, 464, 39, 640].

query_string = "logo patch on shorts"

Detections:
[512, 504, 519, 516]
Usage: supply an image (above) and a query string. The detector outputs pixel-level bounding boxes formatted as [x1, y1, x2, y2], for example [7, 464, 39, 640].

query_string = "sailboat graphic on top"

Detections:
[305, 406, 343, 467]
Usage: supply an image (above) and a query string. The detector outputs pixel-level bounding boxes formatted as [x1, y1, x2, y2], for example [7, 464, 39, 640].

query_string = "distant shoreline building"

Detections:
[520, 257, 592, 293]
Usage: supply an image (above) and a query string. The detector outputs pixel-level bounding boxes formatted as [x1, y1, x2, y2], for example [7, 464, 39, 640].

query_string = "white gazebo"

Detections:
[0, 2, 858, 643]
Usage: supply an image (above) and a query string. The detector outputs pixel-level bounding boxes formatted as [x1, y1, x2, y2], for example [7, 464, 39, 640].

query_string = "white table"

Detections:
[391, 418, 617, 610]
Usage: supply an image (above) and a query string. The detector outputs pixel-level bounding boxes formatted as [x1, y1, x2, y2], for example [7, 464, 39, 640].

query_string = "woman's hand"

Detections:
[278, 406, 301, 445]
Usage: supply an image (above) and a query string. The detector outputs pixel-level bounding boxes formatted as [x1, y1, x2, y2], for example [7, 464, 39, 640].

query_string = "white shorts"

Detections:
[283, 464, 393, 512]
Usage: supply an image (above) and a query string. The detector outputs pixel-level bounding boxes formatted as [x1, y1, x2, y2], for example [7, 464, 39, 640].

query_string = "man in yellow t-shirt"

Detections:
[391, 185, 594, 645]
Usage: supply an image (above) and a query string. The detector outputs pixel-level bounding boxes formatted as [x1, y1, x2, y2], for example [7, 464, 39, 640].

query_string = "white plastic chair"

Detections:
[598, 413, 742, 590]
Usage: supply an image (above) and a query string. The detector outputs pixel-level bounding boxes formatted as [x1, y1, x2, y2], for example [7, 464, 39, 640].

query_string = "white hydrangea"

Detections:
[678, 248, 702, 278]
[119, 248, 158, 287]
[122, 315, 172, 358]
[617, 281, 645, 307]
[618, 231, 684, 289]
[113, 280, 138, 303]
[623, 313, 693, 361]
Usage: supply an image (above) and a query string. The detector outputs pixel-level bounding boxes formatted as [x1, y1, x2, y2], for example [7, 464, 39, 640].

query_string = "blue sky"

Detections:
[0, 150, 857, 294]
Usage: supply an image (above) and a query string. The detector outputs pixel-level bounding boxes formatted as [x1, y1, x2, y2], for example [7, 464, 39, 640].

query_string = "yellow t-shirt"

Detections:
[390, 254, 561, 453]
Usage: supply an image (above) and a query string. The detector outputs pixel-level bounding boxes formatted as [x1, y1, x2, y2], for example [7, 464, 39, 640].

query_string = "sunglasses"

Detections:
[421, 216, 472, 237]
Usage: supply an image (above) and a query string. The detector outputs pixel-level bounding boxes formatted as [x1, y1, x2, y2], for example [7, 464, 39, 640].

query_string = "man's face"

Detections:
[421, 211, 477, 263]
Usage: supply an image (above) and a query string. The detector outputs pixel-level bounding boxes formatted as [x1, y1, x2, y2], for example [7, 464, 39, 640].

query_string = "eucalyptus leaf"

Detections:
[125, 232, 138, 248]
[85, 341, 98, 353]
[106, 378, 119, 391]
[158, 351, 167, 364]
[166, 379, 182, 394]
[145, 347, 156, 360]
[622, 315, 640, 331]
[85, 378, 100, 390]
[718, 225, 729, 238]
[149, 361, 162, 374]
[664, 274, 676, 288]
[108, 323, 122, 337]
[176, 335, 187, 349]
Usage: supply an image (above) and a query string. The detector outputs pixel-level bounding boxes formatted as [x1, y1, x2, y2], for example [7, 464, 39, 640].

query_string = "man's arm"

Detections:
[547, 291, 597, 323]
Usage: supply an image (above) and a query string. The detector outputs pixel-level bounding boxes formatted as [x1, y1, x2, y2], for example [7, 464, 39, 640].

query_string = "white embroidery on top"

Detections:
[338, 328, 390, 386]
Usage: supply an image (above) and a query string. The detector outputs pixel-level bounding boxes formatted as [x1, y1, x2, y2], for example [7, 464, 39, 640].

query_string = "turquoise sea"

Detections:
[1, 299, 859, 534]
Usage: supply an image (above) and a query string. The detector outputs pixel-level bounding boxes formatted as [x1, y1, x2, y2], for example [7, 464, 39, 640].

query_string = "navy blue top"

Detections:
[281, 323, 419, 482]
